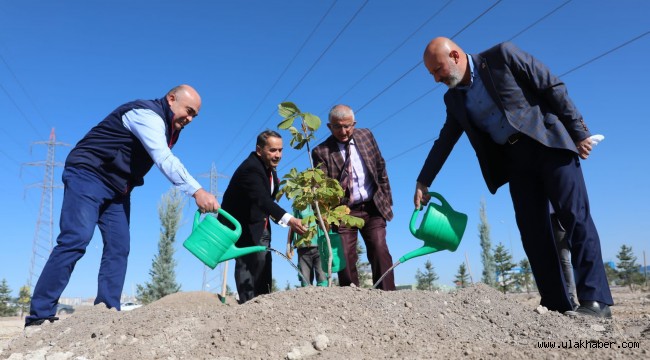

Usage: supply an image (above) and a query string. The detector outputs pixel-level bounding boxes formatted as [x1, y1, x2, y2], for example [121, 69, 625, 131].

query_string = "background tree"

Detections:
[0, 279, 16, 316]
[356, 243, 373, 288]
[478, 199, 496, 287]
[271, 278, 279, 293]
[517, 258, 534, 293]
[616, 245, 640, 290]
[454, 263, 470, 288]
[284, 281, 291, 291]
[604, 262, 619, 285]
[493, 243, 515, 294]
[415, 259, 439, 291]
[136, 187, 185, 304]
[17, 284, 31, 318]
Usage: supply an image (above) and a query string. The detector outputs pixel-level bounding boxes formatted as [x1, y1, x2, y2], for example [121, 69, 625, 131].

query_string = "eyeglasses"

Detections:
[330, 122, 356, 130]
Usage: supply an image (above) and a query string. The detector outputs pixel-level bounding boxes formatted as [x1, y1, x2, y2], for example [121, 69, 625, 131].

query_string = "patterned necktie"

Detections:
[340, 140, 354, 206]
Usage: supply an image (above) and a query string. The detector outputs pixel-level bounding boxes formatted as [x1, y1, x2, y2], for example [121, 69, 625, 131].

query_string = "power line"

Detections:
[222, 0, 370, 173]
[387, 137, 434, 162]
[0, 52, 52, 129]
[217, 0, 338, 163]
[369, 85, 442, 131]
[507, 0, 573, 42]
[0, 81, 45, 139]
[279, 0, 504, 171]
[327, 0, 456, 109]
[559, 30, 649, 77]
[357, 0, 503, 114]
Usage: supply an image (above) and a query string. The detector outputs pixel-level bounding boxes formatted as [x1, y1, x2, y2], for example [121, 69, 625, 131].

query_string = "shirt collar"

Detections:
[456, 53, 476, 90]
[337, 137, 354, 147]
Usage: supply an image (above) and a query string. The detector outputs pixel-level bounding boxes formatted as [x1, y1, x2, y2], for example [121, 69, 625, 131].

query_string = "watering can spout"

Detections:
[399, 245, 440, 263]
[220, 245, 267, 263]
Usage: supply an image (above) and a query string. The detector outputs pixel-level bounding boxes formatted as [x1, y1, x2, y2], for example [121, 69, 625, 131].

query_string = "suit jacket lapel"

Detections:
[476, 55, 506, 113]
[272, 170, 279, 197]
[252, 152, 273, 195]
[327, 137, 346, 174]
[449, 90, 472, 129]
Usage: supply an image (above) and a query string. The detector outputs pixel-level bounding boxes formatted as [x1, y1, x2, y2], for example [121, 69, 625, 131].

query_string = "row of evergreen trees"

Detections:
[412, 199, 647, 293]
[0, 280, 31, 317]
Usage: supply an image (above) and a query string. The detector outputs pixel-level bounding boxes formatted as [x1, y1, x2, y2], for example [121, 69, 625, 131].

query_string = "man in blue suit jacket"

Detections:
[414, 37, 612, 317]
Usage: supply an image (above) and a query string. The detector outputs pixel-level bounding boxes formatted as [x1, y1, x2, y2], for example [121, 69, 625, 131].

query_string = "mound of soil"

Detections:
[2, 284, 649, 359]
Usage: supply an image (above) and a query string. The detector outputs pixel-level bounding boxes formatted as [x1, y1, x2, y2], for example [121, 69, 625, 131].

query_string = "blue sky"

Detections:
[1, 0, 648, 300]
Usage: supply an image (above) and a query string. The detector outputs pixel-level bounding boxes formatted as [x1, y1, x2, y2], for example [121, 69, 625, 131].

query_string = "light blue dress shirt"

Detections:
[121, 108, 201, 196]
[461, 54, 518, 144]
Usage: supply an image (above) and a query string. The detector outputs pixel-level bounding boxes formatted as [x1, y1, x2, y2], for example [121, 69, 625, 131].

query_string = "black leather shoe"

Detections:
[25, 316, 59, 327]
[574, 301, 612, 318]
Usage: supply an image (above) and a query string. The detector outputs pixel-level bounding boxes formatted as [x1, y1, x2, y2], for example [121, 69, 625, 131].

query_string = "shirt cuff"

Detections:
[278, 213, 292, 227]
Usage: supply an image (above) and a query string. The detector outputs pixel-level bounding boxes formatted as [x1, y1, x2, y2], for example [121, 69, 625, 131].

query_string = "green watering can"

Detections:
[183, 209, 267, 269]
[317, 230, 346, 273]
[373, 192, 468, 289]
[402, 192, 468, 263]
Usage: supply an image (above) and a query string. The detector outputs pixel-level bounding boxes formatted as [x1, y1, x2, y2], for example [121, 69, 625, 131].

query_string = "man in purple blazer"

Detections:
[312, 105, 396, 291]
[414, 37, 612, 317]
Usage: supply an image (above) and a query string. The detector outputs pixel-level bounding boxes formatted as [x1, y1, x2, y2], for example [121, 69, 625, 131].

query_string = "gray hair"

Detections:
[328, 104, 355, 122]
[256, 130, 282, 147]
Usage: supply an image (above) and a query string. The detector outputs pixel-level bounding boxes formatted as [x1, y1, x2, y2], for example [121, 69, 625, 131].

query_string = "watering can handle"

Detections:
[409, 206, 422, 236]
[193, 209, 242, 235]
[428, 192, 453, 210]
[410, 192, 453, 236]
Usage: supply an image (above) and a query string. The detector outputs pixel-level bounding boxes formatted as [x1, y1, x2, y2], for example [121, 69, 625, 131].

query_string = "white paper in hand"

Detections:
[590, 134, 605, 146]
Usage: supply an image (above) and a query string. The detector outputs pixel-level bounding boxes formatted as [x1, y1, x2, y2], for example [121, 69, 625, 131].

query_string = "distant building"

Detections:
[395, 284, 414, 290]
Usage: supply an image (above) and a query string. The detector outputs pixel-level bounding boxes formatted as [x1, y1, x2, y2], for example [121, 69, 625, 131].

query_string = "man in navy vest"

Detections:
[25, 85, 219, 327]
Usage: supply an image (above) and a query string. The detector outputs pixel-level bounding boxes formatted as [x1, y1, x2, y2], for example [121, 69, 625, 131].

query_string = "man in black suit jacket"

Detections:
[414, 37, 612, 317]
[221, 130, 306, 303]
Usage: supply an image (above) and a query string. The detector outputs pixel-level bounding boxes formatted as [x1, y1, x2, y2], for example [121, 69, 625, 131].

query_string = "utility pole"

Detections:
[23, 128, 69, 291]
[196, 163, 228, 293]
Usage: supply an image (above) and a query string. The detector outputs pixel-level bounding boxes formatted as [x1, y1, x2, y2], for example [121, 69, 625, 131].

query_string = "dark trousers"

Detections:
[551, 213, 579, 308]
[27, 167, 131, 324]
[297, 247, 327, 286]
[337, 201, 395, 291]
[235, 229, 271, 303]
[505, 135, 612, 312]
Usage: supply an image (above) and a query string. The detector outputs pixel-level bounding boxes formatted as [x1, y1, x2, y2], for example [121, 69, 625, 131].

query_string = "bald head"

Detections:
[167, 84, 202, 131]
[167, 84, 201, 105]
[423, 37, 469, 88]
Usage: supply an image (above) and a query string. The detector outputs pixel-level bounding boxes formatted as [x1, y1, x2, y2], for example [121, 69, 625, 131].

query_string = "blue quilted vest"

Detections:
[65, 97, 179, 194]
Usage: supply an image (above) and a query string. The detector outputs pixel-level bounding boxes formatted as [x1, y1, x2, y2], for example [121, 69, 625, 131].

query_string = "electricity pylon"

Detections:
[23, 128, 69, 290]
[196, 163, 228, 293]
